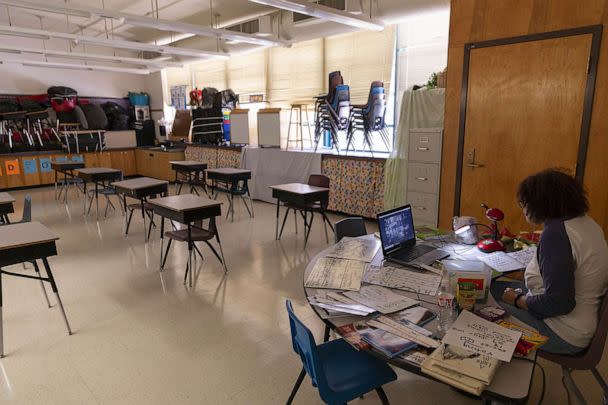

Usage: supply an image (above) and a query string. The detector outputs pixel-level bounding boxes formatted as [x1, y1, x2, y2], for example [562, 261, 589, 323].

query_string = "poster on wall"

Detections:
[5, 160, 20, 175]
[23, 158, 38, 174]
[39, 158, 52, 173]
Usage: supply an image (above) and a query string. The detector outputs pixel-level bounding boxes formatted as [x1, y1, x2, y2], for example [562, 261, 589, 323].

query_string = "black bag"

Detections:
[0, 100, 20, 114]
[81, 104, 108, 130]
[21, 99, 45, 112]
[56, 110, 78, 124]
[109, 114, 130, 130]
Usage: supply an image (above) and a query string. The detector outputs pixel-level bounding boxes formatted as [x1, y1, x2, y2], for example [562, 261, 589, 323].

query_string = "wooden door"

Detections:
[124, 150, 136, 176]
[458, 33, 593, 233]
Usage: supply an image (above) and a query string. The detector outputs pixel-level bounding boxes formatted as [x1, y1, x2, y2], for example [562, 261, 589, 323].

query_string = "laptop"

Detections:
[377, 204, 448, 266]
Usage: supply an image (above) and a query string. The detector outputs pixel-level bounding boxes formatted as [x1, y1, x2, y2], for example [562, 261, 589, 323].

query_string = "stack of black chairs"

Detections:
[346, 81, 390, 155]
[191, 88, 238, 145]
[313, 71, 351, 153]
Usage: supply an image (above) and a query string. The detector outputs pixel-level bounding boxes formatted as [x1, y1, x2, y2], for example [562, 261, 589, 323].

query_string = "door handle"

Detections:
[416, 147, 429, 151]
[415, 177, 428, 181]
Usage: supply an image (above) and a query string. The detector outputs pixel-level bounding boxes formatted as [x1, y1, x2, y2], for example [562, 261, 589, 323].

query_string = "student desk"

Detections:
[51, 161, 85, 203]
[112, 177, 169, 241]
[147, 194, 224, 287]
[0, 192, 15, 224]
[206, 168, 253, 222]
[0, 222, 72, 357]
[170, 160, 208, 196]
[270, 183, 331, 245]
[303, 235, 536, 404]
[77, 167, 122, 220]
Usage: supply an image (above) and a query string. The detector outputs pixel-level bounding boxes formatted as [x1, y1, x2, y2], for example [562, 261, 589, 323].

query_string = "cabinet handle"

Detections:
[413, 206, 427, 210]
[416, 147, 429, 151]
[415, 177, 428, 181]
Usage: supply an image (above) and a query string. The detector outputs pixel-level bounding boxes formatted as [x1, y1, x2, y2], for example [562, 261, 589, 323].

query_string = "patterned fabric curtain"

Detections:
[383, 88, 445, 209]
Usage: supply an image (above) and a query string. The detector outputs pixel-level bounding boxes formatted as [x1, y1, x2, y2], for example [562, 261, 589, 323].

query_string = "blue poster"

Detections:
[39, 157, 52, 173]
[71, 155, 84, 162]
[23, 158, 38, 174]
[56, 156, 68, 163]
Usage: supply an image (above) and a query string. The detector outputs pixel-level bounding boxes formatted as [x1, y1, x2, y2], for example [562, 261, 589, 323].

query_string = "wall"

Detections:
[0, 62, 146, 98]
[439, 0, 608, 234]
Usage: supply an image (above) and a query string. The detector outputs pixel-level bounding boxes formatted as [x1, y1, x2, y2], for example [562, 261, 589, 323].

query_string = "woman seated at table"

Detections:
[491, 168, 608, 354]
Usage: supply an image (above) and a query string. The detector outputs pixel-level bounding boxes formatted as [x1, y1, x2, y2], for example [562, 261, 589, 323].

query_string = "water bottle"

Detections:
[437, 272, 456, 335]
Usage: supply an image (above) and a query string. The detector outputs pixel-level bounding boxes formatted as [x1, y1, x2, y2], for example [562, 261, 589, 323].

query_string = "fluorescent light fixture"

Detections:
[249, 0, 384, 31]
[0, 25, 229, 59]
[0, 45, 183, 67]
[1, 59, 151, 74]
[0, 0, 289, 47]
[0, 30, 50, 40]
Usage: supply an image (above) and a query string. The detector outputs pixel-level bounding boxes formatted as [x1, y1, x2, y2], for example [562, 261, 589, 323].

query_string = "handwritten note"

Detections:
[343, 285, 419, 314]
[363, 265, 441, 296]
[325, 237, 380, 263]
[304, 257, 365, 291]
[442, 310, 521, 362]
[478, 247, 537, 273]
[507, 247, 537, 267]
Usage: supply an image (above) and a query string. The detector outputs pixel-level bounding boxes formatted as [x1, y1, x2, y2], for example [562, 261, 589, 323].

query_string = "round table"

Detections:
[302, 235, 536, 404]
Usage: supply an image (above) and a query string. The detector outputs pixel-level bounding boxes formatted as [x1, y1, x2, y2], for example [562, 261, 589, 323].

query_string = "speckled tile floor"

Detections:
[0, 186, 604, 404]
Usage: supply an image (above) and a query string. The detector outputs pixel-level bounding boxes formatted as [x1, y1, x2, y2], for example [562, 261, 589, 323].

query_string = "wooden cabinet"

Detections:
[98, 151, 112, 168]
[135, 149, 184, 181]
[84, 153, 99, 168]
[123, 150, 136, 176]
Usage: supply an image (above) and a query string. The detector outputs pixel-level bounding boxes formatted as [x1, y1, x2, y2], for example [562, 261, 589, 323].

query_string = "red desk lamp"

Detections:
[477, 203, 506, 253]
[454, 203, 506, 253]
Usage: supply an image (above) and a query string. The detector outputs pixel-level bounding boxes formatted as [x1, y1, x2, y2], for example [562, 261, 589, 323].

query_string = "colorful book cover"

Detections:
[335, 323, 371, 351]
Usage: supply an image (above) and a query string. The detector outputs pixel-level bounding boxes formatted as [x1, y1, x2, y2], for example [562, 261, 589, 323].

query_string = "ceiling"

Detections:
[0, 0, 449, 71]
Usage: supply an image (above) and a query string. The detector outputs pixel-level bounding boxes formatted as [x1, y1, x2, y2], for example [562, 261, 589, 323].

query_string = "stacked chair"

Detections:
[191, 88, 225, 145]
[313, 71, 351, 153]
[346, 81, 390, 155]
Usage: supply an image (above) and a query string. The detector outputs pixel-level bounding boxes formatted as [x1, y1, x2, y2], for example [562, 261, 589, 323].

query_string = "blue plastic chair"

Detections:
[286, 300, 397, 405]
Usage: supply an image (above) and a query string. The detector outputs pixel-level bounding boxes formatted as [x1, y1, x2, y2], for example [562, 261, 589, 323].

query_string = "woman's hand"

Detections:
[502, 288, 528, 309]
[502, 288, 520, 305]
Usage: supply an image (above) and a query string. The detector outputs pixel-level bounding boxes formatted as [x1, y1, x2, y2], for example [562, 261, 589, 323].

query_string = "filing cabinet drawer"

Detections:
[408, 129, 443, 163]
[407, 163, 440, 194]
[407, 191, 438, 227]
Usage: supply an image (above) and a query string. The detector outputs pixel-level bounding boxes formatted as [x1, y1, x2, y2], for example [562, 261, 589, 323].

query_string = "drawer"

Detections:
[407, 191, 438, 227]
[408, 129, 443, 163]
[407, 163, 440, 194]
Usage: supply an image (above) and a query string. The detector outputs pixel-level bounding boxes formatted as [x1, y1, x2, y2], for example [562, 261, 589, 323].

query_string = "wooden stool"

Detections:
[286, 104, 313, 150]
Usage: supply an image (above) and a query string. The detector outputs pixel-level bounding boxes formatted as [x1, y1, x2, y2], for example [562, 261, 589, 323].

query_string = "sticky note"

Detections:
[23, 158, 38, 174]
[39, 158, 52, 173]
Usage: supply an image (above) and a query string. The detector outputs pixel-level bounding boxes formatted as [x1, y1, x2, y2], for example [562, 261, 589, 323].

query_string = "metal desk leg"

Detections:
[32, 261, 51, 308]
[95, 182, 99, 220]
[54, 170, 58, 199]
[188, 224, 193, 287]
[82, 181, 87, 215]
[174, 170, 179, 195]
[41, 258, 72, 335]
[159, 216, 165, 271]
[275, 198, 280, 240]
[0, 270, 3, 358]
[122, 194, 128, 235]
[141, 199, 147, 242]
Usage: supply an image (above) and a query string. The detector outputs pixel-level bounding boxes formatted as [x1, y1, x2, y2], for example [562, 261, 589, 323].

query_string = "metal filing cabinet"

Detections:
[406, 128, 443, 226]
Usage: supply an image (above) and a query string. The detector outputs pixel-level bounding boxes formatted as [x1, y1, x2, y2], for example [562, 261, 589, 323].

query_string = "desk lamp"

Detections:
[454, 203, 506, 253]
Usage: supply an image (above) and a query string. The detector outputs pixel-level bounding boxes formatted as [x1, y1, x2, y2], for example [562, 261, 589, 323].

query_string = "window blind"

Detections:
[227, 50, 266, 97]
[192, 59, 228, 90]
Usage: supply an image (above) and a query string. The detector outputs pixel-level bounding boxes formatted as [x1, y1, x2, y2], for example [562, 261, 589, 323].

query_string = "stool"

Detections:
[286, 104, 313, 150]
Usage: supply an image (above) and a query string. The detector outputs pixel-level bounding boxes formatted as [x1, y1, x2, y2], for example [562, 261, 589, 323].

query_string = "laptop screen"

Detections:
[377, 205, 415, 252]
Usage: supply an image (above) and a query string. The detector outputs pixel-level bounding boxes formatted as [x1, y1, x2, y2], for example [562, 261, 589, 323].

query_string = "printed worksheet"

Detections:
[363, 265, 441, 296]
[507, 247, 537, 266]
[325, 237, 381, 263]
[442, 310, 522, 362]
[304, 257, 365, 291]
[344, 285, 419, 314]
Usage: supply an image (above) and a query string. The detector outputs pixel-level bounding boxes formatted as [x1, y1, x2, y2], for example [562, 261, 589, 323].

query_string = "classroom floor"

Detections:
[0, 186, 605, 404]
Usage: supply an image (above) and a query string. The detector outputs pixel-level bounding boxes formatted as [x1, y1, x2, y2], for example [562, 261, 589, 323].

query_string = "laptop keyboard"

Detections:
[391, 245, 434, 262]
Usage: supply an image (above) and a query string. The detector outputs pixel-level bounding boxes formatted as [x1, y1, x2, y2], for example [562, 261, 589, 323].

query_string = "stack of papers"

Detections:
[421, 344, 501, 396]
[308, 291, 375, 317]
[343, 285, 420, 314]
[478, 247, 537, 273]
[325, 236, 380, 263]
[363, 265, 442, 296]
[304, 257, 366, 291]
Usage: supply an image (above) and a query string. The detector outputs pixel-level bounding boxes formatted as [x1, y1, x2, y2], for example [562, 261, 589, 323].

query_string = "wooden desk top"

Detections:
[148, 194, 221, 212]
[270, 183, 329, 194]
[0, 222, 59, 251]
[77, 167, 121, 175]
[112, 177, 168, 190]
[206, 168, 251, 175]
[170, 160, 207, 167]
[0, 192, 15, 204]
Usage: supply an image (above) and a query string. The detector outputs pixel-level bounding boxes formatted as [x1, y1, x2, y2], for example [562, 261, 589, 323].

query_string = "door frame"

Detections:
[453, 25, 603, 216]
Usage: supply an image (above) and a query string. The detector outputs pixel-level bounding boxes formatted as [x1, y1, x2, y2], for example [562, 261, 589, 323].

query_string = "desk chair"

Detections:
[0, 195, 52, 308]
[281, 175, 334, 246]
[538, 295, 608, 404]
[86, 173, 125, 218]
[285, 300, 397, 405]
[125, 199, 157, 240]
[211, 179, 254, 221]
[160, 217, 228, 283]
[334, 217, 367, 243]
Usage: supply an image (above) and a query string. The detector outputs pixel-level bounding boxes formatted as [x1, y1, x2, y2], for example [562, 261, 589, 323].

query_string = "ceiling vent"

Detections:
[226, 15, 273, 37]
[291, 0, 347, 25]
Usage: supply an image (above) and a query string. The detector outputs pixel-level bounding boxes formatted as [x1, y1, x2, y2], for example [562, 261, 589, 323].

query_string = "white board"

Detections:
[257, 109, 281, 147]
[230, 110, 250, 145]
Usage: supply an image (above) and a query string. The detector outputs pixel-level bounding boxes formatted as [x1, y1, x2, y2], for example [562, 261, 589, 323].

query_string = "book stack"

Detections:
[421, 344, 501, 396]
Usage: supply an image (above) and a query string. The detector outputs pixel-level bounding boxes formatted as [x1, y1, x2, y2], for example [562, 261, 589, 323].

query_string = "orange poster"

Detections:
[5, 160, 20, 175]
